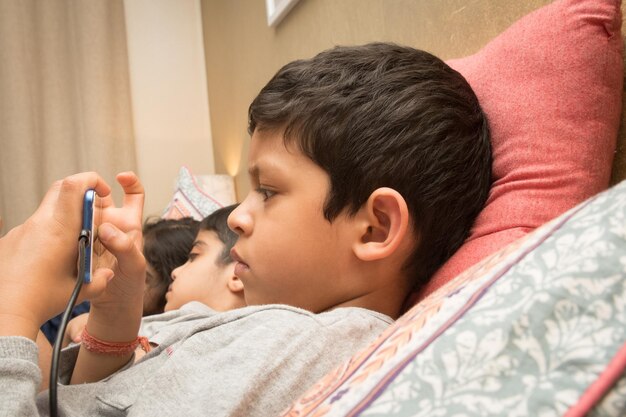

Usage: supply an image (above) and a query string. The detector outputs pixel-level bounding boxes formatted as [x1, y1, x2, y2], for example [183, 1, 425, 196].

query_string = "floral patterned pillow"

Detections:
[161, 166, 223, 221]
[283, 180, 626, 416]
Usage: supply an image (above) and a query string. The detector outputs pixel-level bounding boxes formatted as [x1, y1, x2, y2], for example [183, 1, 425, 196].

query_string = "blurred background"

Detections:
[0, 0, 603, 232]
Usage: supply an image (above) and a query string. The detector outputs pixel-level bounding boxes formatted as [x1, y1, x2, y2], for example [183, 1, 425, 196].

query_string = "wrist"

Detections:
[80, 327, 149, 355]
[0, 313, 40, 340]
[86, 304, 142, 342]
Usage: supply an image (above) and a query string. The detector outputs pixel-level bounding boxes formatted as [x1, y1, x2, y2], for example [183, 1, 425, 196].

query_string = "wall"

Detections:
[200, 0, 555, 199]
[125, 0, 214, 217]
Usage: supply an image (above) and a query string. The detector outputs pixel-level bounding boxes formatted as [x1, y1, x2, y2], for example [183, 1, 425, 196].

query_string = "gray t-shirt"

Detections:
[0, 304, 392, 416]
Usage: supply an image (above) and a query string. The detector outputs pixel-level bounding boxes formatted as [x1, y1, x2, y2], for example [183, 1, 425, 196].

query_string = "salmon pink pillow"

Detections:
[419, 0, 624, 299]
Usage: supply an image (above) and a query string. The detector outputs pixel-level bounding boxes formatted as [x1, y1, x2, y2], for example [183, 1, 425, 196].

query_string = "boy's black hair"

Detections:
[143, 217, 200, 314]
[248, 42, 492, 291]
[199, 204, 239, 265]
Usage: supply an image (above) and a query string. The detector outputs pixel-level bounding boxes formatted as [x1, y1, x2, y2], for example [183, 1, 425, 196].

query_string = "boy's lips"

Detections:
[230, 248, 249, 276]
[230, 248, 245, 264]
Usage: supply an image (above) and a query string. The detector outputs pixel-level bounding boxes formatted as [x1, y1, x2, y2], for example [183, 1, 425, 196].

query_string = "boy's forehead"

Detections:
[195, 230, 221, 246]
[247, 133, 303, 177]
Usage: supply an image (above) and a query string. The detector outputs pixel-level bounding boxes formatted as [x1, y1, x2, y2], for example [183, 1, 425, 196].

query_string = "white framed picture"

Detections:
[265, 0, 301, 27]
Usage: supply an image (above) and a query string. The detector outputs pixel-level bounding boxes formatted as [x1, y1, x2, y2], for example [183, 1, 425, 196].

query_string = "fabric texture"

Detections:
[420, 0, 624, 299]
[0, 305, 392, 417]
[161, 166, 224, 221]
[283, 178, 626, 417]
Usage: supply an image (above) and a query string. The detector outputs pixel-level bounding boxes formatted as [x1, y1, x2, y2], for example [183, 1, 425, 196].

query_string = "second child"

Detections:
[164, 204, 244, 312]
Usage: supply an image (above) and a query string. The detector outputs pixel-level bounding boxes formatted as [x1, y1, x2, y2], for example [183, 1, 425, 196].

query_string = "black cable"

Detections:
[49, 231, 89, 417]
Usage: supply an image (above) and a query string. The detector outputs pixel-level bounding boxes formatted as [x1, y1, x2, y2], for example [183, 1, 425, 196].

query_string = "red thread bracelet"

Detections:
[81, 327, 151, 356]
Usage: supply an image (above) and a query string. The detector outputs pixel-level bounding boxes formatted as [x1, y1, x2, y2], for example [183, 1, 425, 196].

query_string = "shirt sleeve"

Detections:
[0, 336, 42, 417]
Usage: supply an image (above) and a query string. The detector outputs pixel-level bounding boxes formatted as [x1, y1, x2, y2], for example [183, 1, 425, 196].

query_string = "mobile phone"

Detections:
[81, 189, 99, 283]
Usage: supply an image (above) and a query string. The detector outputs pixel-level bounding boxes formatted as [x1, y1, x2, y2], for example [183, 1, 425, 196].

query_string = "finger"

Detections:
[97, 222, 146, 285]
[79, 268, 113, 300]
[95, 247, 117, 270]
[53, 172, 112, 230]
[93, 238, 106, 256]
[96, 178, 119, 210]
[116, 172, 144, 214]
[97, 193, 116, 210]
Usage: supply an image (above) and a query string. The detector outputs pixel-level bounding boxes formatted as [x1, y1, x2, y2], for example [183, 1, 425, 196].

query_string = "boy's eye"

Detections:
[255, 187, 276, 201]
[187, 253, 198, 262]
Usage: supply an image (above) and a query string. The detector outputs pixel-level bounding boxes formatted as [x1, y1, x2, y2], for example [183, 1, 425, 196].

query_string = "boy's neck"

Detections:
[331, 282, 410, 320]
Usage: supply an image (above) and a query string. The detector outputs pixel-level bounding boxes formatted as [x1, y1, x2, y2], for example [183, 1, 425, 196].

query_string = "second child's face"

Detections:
[228, 129, 360, 313]
[164, 230, 234, 312]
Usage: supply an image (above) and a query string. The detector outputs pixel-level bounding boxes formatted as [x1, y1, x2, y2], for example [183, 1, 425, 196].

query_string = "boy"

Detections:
[164, 204, 243, 312]
[0, 43, 491, 416]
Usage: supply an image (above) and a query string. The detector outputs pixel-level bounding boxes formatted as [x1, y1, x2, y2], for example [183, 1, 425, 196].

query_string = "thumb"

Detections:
[79, 267, 113, 300]
[97, 223, 146, 285]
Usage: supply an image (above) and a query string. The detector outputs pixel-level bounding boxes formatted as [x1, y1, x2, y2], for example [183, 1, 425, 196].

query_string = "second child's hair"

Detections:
[249, 42, 492, 291]
[143, 217, 200, 313]
[199, 204, 239, 265]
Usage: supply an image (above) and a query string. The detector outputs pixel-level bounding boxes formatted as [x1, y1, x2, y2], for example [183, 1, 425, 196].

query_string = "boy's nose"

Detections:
[227, 202, 252, 236]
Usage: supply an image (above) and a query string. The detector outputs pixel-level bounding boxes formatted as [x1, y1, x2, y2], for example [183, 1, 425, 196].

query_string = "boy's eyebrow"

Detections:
[248, 164, 259, 180]
[248, 161, 285, 179]
[192, 240, 207, 249]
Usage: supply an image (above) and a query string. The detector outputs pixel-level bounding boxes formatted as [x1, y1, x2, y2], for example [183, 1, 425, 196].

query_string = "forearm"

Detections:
[72, 348, 134, 384]
[0, 314, 40, 340]
[70, 302, 142, 384]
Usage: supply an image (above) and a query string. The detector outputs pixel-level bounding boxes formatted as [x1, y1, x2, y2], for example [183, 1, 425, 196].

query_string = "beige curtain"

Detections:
[0, 0, 136, 232]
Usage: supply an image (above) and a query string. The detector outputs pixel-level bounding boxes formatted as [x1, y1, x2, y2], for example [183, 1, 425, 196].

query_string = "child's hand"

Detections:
[97, 172, 144, 254]
[0, 172, 113, 340]
[69, 174, 147, 384]
[93, 172, 146, 305]
[82, 172, 146, 342]
[62, 313, 90, 348]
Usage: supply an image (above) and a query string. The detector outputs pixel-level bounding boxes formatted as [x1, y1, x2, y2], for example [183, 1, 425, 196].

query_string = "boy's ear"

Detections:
[353, 187, 411, 262]
[227, 273, 244, 294]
